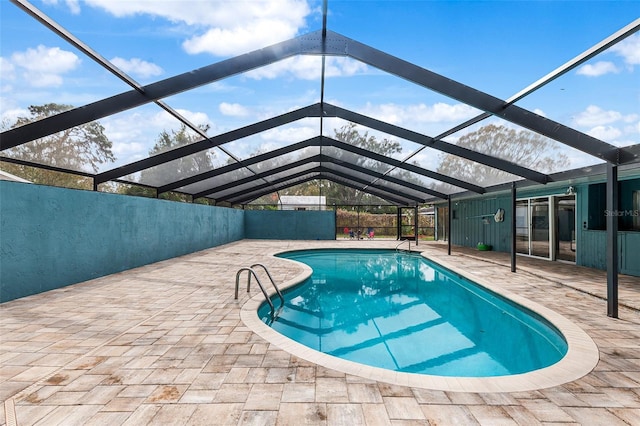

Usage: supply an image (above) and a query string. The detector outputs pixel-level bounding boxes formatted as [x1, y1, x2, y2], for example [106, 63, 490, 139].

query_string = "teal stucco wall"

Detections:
[245, 210, 335, 240]
[0, 181, 244, 302]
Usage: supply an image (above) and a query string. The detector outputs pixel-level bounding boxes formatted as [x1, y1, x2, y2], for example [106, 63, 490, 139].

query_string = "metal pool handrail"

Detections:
[395, 240, 411, 252]
[235, 267, 275, 315]
[250, 263, 285, 306]
[234, 264, 284, 318]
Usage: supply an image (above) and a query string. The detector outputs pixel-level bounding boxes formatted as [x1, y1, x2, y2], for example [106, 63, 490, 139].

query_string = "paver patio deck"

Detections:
[2, 239, 639, 425]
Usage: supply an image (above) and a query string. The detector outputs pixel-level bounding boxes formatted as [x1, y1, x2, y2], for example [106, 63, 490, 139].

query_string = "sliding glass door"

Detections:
[515, 200, 530, 255]
[530, 198, 550, 258]
[516, 195, 576, 262]
[555, 196, 576, 262]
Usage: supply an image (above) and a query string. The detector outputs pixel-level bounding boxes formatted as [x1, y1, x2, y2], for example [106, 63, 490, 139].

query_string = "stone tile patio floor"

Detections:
[1, 239, 639, 425]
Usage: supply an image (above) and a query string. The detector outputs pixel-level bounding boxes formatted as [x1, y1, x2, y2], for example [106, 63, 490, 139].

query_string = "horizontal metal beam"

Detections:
[325, 137, 485, 193]
[191, 155, 322, 199]
[10, 0, 287, 191]
[222, 171, 301, 203]
[433, 19, 640, 143]
[330, 30, 630, 164]
[222, 167, 323, 204]
[0, 30, 330, 150]
[320, 156, 446, 199]
[228, 173, 411, 206]
[324, 103, 549, 184]
[192, 152, 444, 202]
[170, 136, 456, 201]
[322, 167, 424, 203]
[156, 138, 318, 193]
[317, 174, 412, 206]
[0, 156, 94, 178]
[97, 104, 321, 184]
[218, 166, 421, 204]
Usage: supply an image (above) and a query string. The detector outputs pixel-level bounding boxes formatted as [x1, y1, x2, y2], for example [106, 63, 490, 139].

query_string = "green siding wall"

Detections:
[449, 195, 512, 251]
[576, 178, 640, 275]
[441, 177, 640, 277]
[620, 232, 640, 276]
[245, 210, 335, 240]
[577, 230, 640, 275]
[0, 181, 244, 302]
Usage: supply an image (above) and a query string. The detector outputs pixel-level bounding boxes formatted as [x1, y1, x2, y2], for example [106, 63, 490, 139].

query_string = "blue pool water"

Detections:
[259, 249, 568, 377]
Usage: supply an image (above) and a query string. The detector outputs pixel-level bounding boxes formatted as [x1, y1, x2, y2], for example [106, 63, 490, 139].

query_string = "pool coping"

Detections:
[240, 247, 600, 393]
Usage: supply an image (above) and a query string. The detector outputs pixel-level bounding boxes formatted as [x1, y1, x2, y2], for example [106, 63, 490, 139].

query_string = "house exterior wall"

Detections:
[437, 175, 640, 277]
[278, 195, 327, 211]
[576, 177, 640, 275]
[449, 195, 512, 252]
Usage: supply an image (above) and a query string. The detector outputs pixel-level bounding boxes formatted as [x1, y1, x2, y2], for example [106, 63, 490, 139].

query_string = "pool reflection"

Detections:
[263, 249, 567, 377]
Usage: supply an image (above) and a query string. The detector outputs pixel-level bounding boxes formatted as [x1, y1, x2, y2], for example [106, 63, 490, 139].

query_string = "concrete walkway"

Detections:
[1, 240, 639, 425]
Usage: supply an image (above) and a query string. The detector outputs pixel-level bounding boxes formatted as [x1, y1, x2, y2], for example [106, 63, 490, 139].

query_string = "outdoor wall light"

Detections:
[566, 186, 576, 195]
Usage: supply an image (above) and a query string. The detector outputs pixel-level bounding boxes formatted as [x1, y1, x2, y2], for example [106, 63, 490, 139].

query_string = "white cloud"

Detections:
[220, 102, 250, 117]
[573, 105, 637, 127]
[0, 57, 15, 81]
[533, 108, 547, 117]
[11, 45, 79, 73]
[173, 109, 214, 131]
[587, 125, 622, 141]
[363, 102, 480, 126]
[261, 124, 317, 143]
[43, 0, 80, 14]
[80, 0, 311, 57]
[0, 58, 15, 93]
[102, 112, 155, 148]
[112, 141, 146, 157]
[246, 56, 368, 80]
[0, 105, 29, 129]
[611, 33, 640, 67]
[110, 57, 163, 79]
[576, 61, 620, 77]
[628, 121, 640, 135]
[10, 45, 80, 88]
[572, 105, 639, 146]
[182, 18, 299, 56]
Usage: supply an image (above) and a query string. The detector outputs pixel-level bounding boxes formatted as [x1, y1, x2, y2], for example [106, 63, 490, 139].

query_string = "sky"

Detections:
[1, 0, 639, 182]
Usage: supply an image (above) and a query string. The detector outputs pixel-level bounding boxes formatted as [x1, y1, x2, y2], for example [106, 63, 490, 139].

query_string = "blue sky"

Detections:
[1, 0, 638, 177]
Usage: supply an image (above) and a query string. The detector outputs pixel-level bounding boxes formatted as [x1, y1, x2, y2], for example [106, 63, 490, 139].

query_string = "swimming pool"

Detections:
[259, 249, 567, 377]
[239, 244, 599, 392]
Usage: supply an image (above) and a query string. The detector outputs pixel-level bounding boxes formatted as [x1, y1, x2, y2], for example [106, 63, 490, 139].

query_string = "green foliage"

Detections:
[1, 103, 115, 188]
[122, 124, 214, 201]
[335, 207, 434, 238]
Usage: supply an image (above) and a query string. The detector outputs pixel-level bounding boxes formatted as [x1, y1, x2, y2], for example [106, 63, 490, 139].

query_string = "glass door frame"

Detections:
[516, 192, 577, 262]
[554, 195, 577, 263]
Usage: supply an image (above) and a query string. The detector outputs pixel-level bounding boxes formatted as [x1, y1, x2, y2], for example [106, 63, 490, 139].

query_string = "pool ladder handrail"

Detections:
[234, 264, 284, 317]
[249, 263, 285, 306]
[395, 240, 411, 252]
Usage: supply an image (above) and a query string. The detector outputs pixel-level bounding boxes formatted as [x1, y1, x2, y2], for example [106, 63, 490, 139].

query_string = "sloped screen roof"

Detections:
[1, 1, 639, 205]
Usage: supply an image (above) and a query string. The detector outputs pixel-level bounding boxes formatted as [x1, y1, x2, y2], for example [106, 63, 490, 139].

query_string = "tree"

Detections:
[280, 123, 407, 206]
[435, 124, 570, 191]
[1, 103, 115, 189]
[126, 124, 215, 201]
